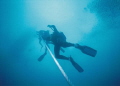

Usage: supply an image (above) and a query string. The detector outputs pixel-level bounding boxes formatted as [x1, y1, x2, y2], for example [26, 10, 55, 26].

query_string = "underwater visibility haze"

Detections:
[0, 0, 120, 86]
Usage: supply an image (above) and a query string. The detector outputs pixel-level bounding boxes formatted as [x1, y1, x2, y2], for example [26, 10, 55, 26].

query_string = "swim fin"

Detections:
[38, 54, 46, 61]
[69, 57, 84, 72]
[38, 48, 47, 61]
[76, 44, 97, 57]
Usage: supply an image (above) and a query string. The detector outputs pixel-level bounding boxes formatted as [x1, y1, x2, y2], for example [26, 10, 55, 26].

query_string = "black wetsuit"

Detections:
[51, 31, 74, 60]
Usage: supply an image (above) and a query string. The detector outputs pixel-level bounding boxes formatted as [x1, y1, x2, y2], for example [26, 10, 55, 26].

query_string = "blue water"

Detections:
[0, 0, 120, 86]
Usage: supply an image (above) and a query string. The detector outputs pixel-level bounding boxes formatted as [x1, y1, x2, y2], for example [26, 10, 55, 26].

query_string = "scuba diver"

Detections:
[37, 25, 97, 72]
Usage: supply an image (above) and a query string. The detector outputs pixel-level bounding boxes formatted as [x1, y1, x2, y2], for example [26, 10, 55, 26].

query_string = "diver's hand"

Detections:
[47, 25, 51, 28]
[47, 25, 56, 28]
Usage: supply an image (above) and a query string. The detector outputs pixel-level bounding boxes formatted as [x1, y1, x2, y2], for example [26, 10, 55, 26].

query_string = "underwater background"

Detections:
[0, 0, 120, 86]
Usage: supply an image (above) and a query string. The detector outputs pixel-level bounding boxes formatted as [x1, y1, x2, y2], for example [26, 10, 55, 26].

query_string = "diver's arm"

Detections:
[47, 25, 59, 33]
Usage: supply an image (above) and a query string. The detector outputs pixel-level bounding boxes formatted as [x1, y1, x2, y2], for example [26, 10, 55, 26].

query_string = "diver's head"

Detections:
[38, 30, 50, 41]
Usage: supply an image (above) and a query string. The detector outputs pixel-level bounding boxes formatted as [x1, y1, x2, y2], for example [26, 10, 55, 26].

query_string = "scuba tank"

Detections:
[58, 32, 66, 42]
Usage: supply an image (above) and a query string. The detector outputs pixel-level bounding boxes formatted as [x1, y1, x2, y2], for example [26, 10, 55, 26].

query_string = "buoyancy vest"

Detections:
[51, 32, 66, 44]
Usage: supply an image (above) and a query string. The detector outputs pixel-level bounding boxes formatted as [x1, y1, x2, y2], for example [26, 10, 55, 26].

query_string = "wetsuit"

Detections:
[50, 30, 74, 60]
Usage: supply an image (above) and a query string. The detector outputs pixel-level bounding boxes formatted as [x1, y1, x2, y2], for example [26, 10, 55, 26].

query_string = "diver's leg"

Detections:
[63, 42, 82, 48]
[54, 45, 69, 60]
[62, 42, 75, 48]
[63, 42, 83, 50]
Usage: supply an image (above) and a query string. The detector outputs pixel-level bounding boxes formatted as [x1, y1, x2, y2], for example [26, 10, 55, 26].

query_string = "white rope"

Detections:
[45, 45, 74, 86]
